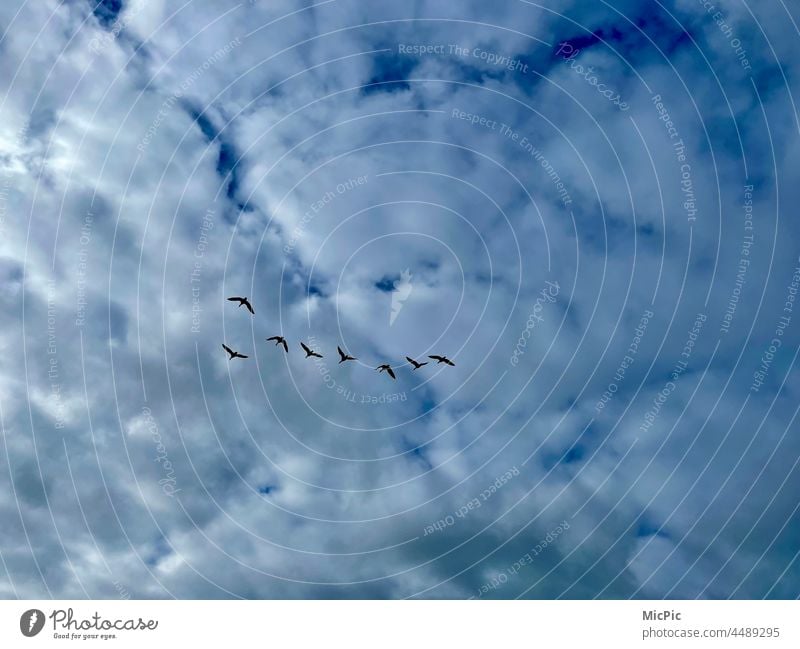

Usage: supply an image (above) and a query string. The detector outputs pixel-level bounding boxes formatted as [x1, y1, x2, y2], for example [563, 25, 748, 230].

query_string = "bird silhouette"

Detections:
[406, 356, 429, 370]
[222, 343, 248, 360]
[300, 342, 323, 358]
[377, 364, 396, 379]
[337, 346, 357, 363]
[227, 296, 254, 314]
[429, 355, 455, 366]
[266, 336, 289, 353]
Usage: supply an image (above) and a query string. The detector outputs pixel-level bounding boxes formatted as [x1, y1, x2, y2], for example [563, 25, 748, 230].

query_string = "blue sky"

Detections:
[0, 0, 799, 598]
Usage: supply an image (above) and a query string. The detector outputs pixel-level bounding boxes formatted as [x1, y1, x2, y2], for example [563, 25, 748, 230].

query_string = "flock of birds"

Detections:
[221, 296, 455, 380]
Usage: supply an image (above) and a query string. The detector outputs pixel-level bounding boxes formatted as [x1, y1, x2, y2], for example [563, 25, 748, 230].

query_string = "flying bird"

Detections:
[377, 364, 396, 380]
[222, 344, 248, 360]
[266, 336, 288, 353]
[227, 296, 254, 314]
[300, 342, 323, 358]
[406, 356, 428, 370]
[337, 346, 357, 363]
[429, 355, 455, 366]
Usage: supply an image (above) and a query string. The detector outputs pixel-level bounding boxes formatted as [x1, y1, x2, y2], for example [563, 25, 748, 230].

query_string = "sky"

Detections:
[0, 0, 799, 599]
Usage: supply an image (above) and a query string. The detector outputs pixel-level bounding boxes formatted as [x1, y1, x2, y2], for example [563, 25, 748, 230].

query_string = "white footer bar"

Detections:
[1, 600, 796, 647]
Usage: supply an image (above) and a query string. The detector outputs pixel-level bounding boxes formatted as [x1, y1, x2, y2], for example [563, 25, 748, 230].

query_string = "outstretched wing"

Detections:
[405, 356, 416, 366]
[281, 339, 288, 353]
[227, 297, 243, 303]
[338, 346, 346, 360]
[386, 366, 396, 380]
[300, 342, 312, 355]
[428, 355, 443, 362]
[267, 336, 280, 342]
[444, 358, 455, 366]
[222, 343, 234, 356]
[244, 299, 255, 314]
[238, 353, 249, 359]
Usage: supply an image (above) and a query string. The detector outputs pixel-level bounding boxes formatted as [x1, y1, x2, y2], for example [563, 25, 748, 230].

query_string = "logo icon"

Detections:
[390, 269, 413, 326]
[20, 609, 45, 637]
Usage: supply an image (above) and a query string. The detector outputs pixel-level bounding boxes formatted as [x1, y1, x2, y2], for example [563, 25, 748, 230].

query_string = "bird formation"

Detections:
[221, 296, 455, 380]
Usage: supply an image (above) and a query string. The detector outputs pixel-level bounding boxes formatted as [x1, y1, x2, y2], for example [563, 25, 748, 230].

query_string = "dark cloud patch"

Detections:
[374, 274, 398, 293]
[636, 513, 669, 539]
[400, 438, 433, 471]
[361, 51, 417, 95]
[108, 300, 129, 345]
[183, 103, 242, 210]
[12, 463, 50, 509]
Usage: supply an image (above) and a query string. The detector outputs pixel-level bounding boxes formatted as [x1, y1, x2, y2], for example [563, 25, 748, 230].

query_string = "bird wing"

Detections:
[281, 340, 288, 353]
[237, 353, 249, 359]
[428, 355, 443, 362]
[338, 346, 346, 360]
[222, 344, 234, 355]
[301, 342, 311, 354]
[405, 356, 416, 365]
[244, 300, 254, 314]
[445, 358, 455, 366]
[387, 367, 396, 379]
[267, 336, 280, 342]
[227, 297, 243, 302]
